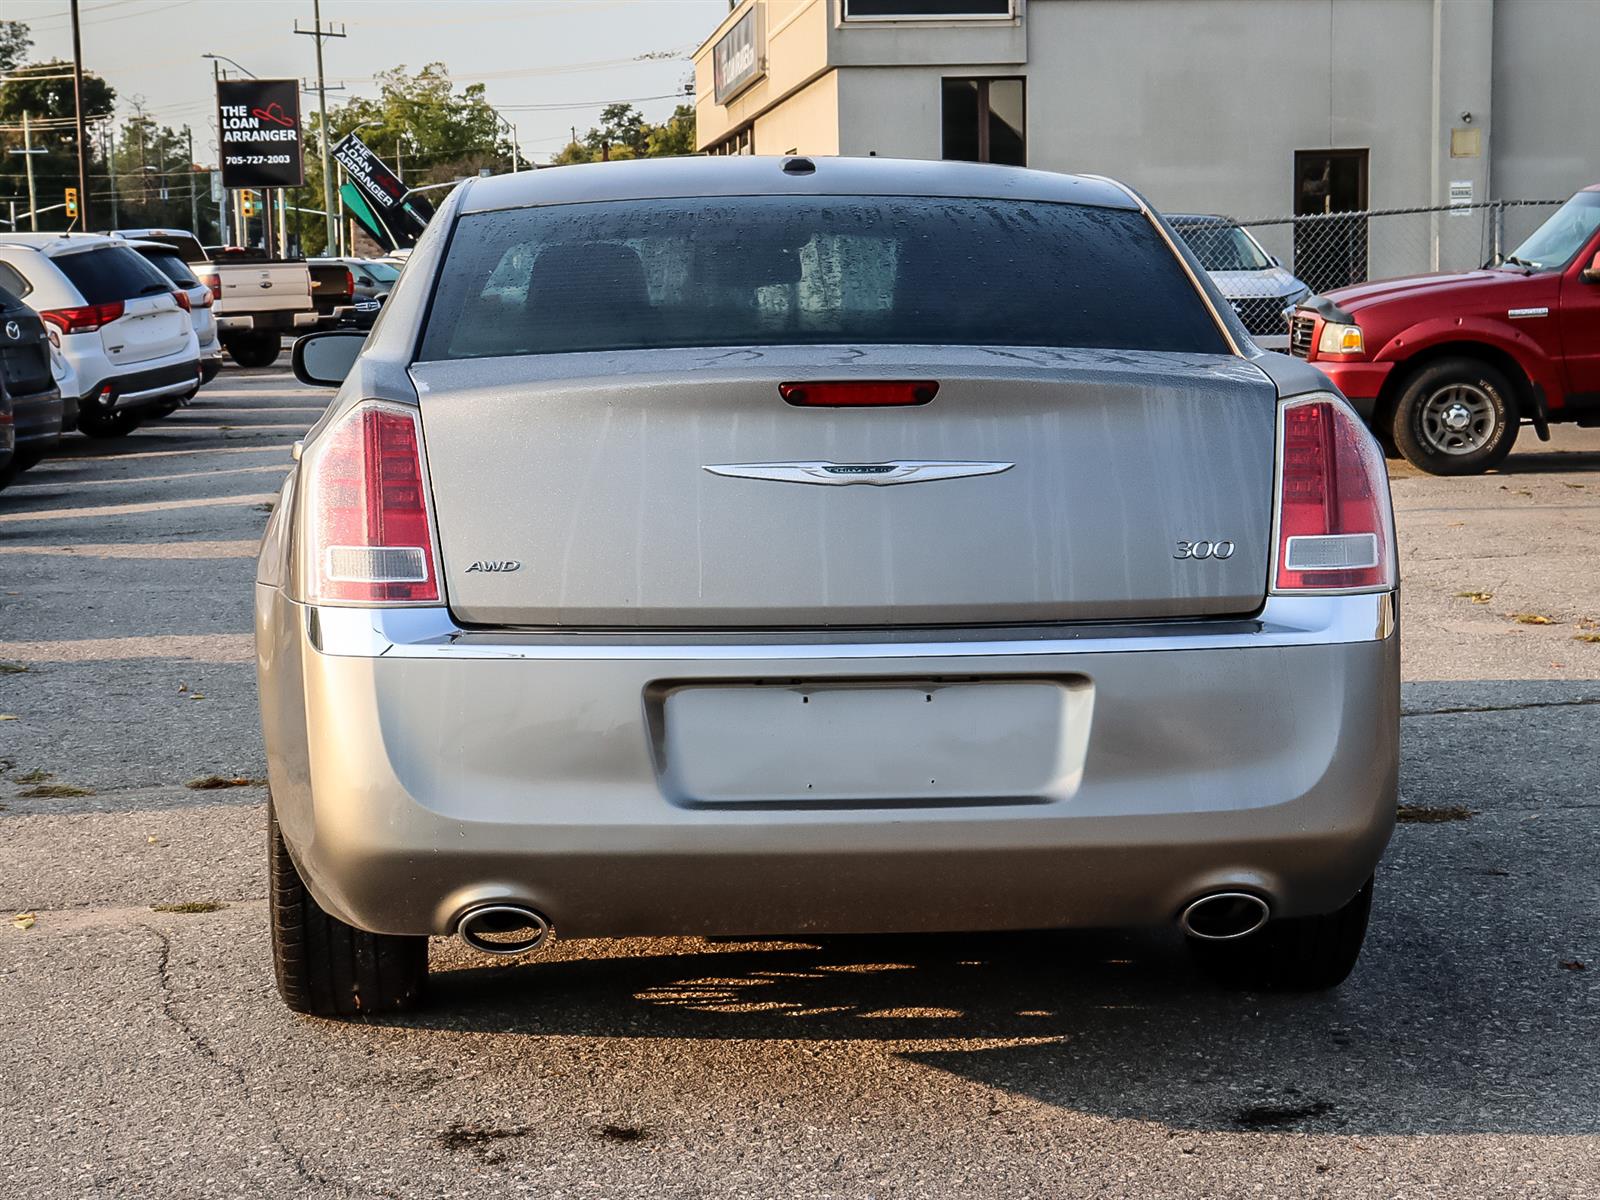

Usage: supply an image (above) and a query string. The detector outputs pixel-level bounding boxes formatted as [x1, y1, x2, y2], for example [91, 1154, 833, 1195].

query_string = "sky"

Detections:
[8, 0, 730, 165]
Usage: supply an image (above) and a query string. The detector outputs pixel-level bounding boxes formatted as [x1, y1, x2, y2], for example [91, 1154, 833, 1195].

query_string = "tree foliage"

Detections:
[552, 103, 695, 166]
[1, 19, 31, 73]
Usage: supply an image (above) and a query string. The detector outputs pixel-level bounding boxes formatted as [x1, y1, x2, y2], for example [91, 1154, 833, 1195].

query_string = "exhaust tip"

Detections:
[1180, 892, 1270, 941]
[456, 904, 551, 956]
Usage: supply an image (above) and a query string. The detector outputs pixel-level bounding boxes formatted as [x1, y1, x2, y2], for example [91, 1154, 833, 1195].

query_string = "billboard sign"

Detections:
[712, 6, 763, 104]
[216, 78, 305, 189]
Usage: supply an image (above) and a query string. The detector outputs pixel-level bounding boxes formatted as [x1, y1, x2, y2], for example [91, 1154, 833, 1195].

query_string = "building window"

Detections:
[709, 126, 756, 156]
[941, 78, 1025, 166]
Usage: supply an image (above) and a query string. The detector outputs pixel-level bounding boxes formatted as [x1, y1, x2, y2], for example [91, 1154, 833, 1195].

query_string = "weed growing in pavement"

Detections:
[150, 901, 228, 914]
[18, 783, 93, 798]
[184, 775, 267, 790]
[1397, 804, 1474, 823]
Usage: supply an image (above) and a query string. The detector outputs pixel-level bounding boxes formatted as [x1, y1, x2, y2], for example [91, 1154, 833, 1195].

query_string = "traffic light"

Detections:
[240, 190, 257, 219]
[64, 188, 78, 220]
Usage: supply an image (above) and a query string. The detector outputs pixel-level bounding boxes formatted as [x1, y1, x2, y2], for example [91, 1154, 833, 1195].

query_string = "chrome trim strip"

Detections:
[305, 592, 1396, 661]
[704, 460, 1013, 486]
[1507, 307, 1549, 319]
[1079, 174, 1246, 358]
[115, 378, 197, 405]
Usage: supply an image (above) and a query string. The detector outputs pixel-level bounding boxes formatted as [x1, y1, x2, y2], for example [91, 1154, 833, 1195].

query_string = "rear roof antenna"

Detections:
[782, 157, 816, 176]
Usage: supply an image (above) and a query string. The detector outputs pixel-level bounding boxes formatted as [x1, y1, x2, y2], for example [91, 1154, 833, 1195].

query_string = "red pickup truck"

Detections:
[1290, 185, 1600, 474]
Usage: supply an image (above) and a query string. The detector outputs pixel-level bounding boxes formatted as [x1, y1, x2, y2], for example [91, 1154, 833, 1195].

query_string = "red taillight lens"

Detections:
[1273, 395, 1395, 593]
[779, 381, 938, 407]
[172, 289, 192, 311]
[196, 287, 214, 308]
[343, 268, 355, 298]
[305, 403, 439, 604]
[39, 300, 125, 334]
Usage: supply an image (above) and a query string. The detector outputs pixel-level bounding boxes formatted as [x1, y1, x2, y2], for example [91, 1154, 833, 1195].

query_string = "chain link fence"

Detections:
[1169, 200, 1565, 339]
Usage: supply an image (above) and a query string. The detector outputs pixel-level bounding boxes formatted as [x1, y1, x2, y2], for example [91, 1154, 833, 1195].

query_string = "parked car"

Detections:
[0, 281, 62, 484]
[113, 232, 317, 369]
[263, 156, 1399, 1016]
[1290, 184, 1600, 474]
[0, 234, 199, 438]
[308, 258, 397, 329]
[1169, 214, 1311, 350]
[124, 239, 222, 398]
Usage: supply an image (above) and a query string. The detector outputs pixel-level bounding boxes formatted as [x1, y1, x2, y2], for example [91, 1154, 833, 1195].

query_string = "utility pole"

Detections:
[20, 112, 39, 231]
[70, 0, 93, 229]
[106, 123, 119, 226]
[296, 0, 346, 253]
[186, 125, 198, 233]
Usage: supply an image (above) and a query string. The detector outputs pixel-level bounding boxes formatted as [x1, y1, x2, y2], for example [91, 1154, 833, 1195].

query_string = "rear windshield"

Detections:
[55, 245, 174, 305]
[419, 196, 1229, 360]
[140, 248, 200, 289]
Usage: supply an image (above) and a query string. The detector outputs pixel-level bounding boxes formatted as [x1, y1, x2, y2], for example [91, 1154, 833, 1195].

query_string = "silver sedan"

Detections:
[260, 156, 1399, 1016]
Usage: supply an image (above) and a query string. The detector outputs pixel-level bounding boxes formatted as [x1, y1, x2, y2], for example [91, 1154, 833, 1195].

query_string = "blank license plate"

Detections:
[655, 678, 1092, 806]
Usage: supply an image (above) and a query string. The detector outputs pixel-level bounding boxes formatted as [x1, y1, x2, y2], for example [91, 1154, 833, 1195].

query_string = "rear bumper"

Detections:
[10, 386, 64, 449]
[78, 356, 201, 414]
[219, 311, 318, 334]
[258, 590, 1400, 940]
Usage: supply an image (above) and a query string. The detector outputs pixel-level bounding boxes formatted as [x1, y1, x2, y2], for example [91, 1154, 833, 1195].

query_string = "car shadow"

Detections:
[389, 883, 1597, 1137]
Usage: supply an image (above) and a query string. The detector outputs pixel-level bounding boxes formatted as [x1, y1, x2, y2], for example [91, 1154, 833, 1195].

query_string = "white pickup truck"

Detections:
[109, 230, 318, 368]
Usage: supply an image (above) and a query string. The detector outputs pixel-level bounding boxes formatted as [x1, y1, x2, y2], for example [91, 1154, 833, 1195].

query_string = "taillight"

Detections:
[779, 381, 938, 407]
[197, 273, 220, 295]
[1272, 394, 1395, 593]
[343, 268, 355, 298]
[304, 402, 440, 604]
[172, 289, 192, 312]
[196, 287, 214, 308]
[39, 301, 125, 334]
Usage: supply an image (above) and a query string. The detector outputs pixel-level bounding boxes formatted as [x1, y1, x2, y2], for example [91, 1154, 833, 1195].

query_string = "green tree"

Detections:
[551, 103, 696, 167]
[0, 39, 116, 232]
[105, 111, 211, 238]
[296, 62, 516, 255]
[1, 19, 31, 72]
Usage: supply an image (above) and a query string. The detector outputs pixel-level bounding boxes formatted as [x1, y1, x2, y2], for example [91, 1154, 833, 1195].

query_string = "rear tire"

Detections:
[225, 332, 281, 369]
[1189, 876, 1373, 992]
[269, 797, 428, 1016]
[1393, 358, 1518, 475]
[75, 408, 143, 438]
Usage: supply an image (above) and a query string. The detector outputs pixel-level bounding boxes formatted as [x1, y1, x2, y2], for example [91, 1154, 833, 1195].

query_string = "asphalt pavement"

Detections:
[2, 369, 1598, 1199]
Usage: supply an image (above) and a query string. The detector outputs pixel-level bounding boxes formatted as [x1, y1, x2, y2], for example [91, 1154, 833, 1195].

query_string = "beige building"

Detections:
[692, 0, 1600, 230]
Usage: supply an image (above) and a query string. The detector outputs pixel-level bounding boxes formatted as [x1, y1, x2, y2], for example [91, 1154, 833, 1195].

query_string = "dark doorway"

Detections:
[1294, 149, 1369, 292]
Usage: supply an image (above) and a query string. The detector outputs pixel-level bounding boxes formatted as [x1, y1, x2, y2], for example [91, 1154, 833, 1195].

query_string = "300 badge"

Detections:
[1173, 540, 1235, 560]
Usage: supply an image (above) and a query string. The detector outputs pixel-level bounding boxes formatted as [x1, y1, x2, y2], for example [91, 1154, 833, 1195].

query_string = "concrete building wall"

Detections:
[1019, 0, 1442, 216]
[1491, 0, 1600, 240]
[757, 71, 842, 156]
[694, 0, 831, 153]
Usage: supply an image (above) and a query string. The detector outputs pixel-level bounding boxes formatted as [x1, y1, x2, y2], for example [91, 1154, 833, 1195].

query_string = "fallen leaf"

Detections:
[12, 912, 35, 930]
[177, 681, 188, 693]
[1456, 591, 1493, 604]
[147, 835, 159, 844]
[1573, 634, 1600, 644]
[16, 769, 51, 784]
[189, 694, 206, 701]
[0, 715, 17, 722]
[1563, 483, 1585, 489]
[1509, 613, 1554, 625]
[1559, 960, 1588, 972]
[0, 661, 27, 674]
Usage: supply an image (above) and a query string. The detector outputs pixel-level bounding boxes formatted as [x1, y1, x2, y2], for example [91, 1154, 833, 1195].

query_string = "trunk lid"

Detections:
[413, 346, 1276, 629]
[101, 293, 190, 365]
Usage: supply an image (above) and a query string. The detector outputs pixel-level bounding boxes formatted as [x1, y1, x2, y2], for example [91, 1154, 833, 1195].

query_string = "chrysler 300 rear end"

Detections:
[258, 157, 1398, 1016]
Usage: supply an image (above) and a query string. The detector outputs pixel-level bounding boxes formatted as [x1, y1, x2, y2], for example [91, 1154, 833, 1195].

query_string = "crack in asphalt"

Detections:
[143, 923, 399, 1200]
[1402, 696, 1600, 718]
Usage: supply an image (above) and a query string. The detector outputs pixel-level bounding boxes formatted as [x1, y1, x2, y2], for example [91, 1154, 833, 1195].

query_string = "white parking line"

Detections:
[0, 492, 277, 524]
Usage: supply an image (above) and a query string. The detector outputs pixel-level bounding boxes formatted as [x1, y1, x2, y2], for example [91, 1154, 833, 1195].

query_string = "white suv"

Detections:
[0, 234, 201, 437]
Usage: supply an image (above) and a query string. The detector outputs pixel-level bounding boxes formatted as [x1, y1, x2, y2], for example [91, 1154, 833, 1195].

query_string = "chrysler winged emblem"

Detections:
[703, 460, 1013, 486]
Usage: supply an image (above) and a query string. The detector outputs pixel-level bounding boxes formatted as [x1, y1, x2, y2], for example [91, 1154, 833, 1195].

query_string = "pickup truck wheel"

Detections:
[225, 333, 281, 369]
[269, 797, 427, 1016]
[1188, 877, 1373, 992]
[75, 408, 143, 438]
[1394, 359, 1518, 475]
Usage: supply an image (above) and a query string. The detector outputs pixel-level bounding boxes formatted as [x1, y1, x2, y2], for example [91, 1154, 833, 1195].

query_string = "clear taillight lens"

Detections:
[1272, 394, 1396, 593]
[303, 402, 440, 604]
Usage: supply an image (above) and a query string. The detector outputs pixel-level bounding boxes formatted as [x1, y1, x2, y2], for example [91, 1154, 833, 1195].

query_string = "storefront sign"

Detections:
[215, 79, 305, 189]
[842, 0, 1013, 19]
[713, 7, 764, 104]
[333, 133, 433, 248]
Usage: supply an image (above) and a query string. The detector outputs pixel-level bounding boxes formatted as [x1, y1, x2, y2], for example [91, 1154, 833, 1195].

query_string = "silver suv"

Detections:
[260, 157, 1398, 1016]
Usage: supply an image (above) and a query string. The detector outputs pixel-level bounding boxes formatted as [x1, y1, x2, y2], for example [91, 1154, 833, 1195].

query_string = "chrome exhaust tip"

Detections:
[456, 904, 552, 956]
[1179, 892, 1270, 941]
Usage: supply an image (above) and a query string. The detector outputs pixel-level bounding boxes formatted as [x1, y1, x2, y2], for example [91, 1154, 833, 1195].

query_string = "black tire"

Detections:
[225, 332, 281, 369]
[269, 798, 427, 1016]
[1189, 877, 1373, 992]
[1393, 358, 1519, 475]
[75, 408, 143, 438]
